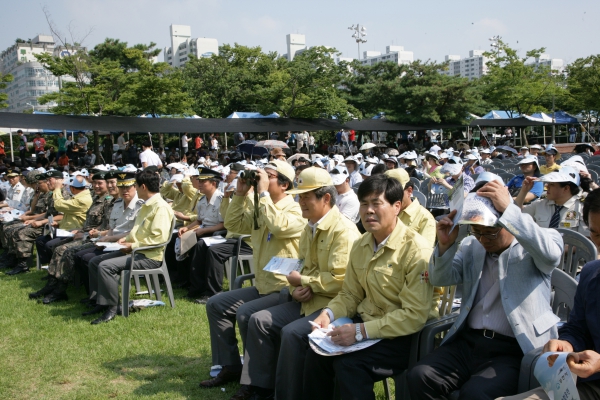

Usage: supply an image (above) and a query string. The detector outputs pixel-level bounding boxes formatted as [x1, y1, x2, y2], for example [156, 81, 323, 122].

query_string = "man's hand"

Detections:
[23, 219, 33, 226]
[117, 237, 133, 254]
[327, 324, 357, 347]
[255, 168, 270, 194]
[31, 220, 44, 228]
[291, 286, 313, 303]
[437, 210, 459, 255]
[236, 173, 253, 196]
[567, 350, 600, 378]
[54, 178, 64, 190]
[174, 211, 186, 221]
[476, 180, 511, 213]
[178, 227, 188, 238]
[520, 176, 538, 195]
[311, 311, 331, 331]
[74, 232, 85, 240]
[543, 339, 574, 353]
[287, 271, 302, 287]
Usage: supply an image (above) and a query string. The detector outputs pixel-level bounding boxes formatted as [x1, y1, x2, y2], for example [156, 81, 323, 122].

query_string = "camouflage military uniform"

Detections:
[11, 191, 61, 260]
[1, 190, 52, 249]
[48, 194, 116, 282]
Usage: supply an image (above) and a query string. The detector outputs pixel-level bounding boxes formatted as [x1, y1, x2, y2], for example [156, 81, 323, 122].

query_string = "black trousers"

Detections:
[303, 332, 416, 400]
[187, 238, 253, 297]
[74, 247, 104, 295]
[36, 235, 73, 264]
[407, 329, 524, 400]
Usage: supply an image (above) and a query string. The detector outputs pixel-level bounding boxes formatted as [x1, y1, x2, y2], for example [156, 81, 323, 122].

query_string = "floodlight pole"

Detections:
[348, 24, 367, 60]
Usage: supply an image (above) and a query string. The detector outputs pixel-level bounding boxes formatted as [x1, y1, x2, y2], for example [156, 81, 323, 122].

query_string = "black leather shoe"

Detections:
[5, 266, 29, 275]
[42, 290, 68, 304]
[82, 305, 108, 316]
[199, 366, 242, 388]
[29, 281, 57, 299]
[91, 309, 117, 324]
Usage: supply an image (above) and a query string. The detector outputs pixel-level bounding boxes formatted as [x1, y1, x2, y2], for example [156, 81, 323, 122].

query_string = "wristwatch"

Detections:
[259, 191, 270, 199]
[355, 324, 363, 342]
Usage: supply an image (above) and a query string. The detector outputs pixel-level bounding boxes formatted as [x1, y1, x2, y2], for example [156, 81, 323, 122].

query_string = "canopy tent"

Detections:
[0, 112, 343, 133]
[227, 112, 279, 119]
[469, 117, 553, 127]
[341, 120, 462, 131]
[481, 110, 520, 119]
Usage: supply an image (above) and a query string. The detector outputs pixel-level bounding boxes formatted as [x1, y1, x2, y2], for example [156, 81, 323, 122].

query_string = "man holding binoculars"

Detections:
[200, 160, 306, 390]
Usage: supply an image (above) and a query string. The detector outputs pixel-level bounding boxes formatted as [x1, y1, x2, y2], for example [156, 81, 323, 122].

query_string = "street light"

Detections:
[25, 102, 34, 113]
[488, 35, 502, 58]
[348, 24, 367, 60]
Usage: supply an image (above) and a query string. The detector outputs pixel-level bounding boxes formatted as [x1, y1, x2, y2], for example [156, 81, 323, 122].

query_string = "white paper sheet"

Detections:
[308, 328, 381, 356]
[534, 352, 580, 400]
[447, 175, 464, 232]
[201, 235, 228, 247]
[263, 257, 304, 276]
[56, 229, 75, 237]
[95, 242, 126, 252]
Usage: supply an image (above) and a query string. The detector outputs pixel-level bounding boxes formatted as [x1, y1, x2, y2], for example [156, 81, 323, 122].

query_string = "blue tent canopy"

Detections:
[548, 111, 579, 124]
[481, 110, 520, 119]
[227, 112, 279, 119]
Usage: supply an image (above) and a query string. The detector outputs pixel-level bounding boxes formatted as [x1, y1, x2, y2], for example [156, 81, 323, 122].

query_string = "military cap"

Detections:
[145, 166, 159, 174]
[6, 168, 20, 177]
[230, 163, 246, 172]
[45, 170, 64, 178]
[92, 172, 109, 180]
[116, 171, 137, 187]
[197, 167, 223, 181]
[35, 173, 48, 182]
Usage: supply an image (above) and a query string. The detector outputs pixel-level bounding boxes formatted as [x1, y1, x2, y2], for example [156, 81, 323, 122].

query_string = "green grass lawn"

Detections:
[0, 268, 391, 399]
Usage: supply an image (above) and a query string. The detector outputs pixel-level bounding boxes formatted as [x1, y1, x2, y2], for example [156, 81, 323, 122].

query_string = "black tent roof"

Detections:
[342, 120, 463, 131]
[0, 113, 343, 133]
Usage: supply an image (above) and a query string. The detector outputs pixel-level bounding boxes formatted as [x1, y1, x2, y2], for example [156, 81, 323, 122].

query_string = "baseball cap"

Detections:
[329, 165, 350, 185]
[561, 156, 588, 174]
[530, 144, 542, 150]
[70, 175, 87, 189]
[384, 168, 410, 187]
[263, 160, 295, 184]
[287, 167, 334, 194]
[170, 174, 184, 183]
[517, 155, 539, 168]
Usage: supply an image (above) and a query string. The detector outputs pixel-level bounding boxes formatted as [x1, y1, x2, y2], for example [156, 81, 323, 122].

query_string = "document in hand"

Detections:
[534, 352, 580, 400]
[56, 229, 75, 237]
[95, 242, 126, 252]
[200, 235, 228, 247]
[263, 257, 304, 276]
[447, 175, 464, 233]
[308, 317, 381, 356]
[180, 229, 198, 254]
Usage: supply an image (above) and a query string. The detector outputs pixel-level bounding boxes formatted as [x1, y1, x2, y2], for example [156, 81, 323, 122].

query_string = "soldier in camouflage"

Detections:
[30, 171, 117, 303]
[7, 170, 75, 275]
[2, 171, 65, 274]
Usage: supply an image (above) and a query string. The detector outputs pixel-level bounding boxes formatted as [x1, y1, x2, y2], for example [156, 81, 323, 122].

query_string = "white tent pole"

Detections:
[9, 129, 14, 162]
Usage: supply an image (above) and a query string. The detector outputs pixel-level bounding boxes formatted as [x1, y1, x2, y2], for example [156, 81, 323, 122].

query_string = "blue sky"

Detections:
[2, 0, 599, 64]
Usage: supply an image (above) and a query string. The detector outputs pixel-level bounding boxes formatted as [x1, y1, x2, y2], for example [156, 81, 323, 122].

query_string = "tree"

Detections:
[564, 55, 600, 121]
[478, 39, 556, 117]
[252, 46, 359, 120]
[0, 73, 13, 109]
[182, 44, 279, 118]
[342, 60, 485, 125]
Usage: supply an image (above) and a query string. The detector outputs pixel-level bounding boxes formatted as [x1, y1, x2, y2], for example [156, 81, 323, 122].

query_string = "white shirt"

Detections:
[349, 170, 363, 188]
[117, 136, 126, 150]
[109, 194, 143, 234]
[336, 189, 360, 223]
[196, 190, 224, 227]
[7, 181, 25, 203]
[139, 148, 162, 168]
[181, 135, 189, 149]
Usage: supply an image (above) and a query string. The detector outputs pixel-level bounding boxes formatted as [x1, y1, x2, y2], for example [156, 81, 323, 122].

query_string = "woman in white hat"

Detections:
[422, 152, 444, 179]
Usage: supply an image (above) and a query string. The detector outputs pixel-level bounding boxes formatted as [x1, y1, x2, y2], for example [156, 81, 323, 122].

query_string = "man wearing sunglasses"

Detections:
[408, 179, 564, 400]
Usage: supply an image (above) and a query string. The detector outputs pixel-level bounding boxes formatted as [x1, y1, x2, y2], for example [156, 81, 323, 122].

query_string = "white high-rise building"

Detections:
[284, 34, 307, 61]
[440, 50, 489, 79]
[163, 24, 219, 68]
[0, 35, 84, 113]
[525, 53, 565, 74]
[360, 45, 414, 66]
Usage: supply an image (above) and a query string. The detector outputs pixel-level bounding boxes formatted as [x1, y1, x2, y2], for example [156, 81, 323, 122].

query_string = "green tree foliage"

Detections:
[564, 55, 600, 120]
[182, 44, 279, 118]
[342, 60, 485, 124]
[0, 73, 13, 109]
[478, 39, 556, 116]
[252, 46, 359, 120]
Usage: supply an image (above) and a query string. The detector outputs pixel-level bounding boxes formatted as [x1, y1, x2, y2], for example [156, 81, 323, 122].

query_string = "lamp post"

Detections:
[26, 102, 34, 113]
[348, 24, 367, 60]
[488, 35, 502, 59]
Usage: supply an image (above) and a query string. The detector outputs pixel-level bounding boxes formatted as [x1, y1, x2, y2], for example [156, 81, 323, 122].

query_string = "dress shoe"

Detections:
[82, 305, 108, 316]
[5, 266, 29, 275]
[28, 279, 58, 299]
[42, 290, 69, 304]
[80, 297, 93, 304]
[199, 366, 242, 388]
[229, 385, 255, 400]
[194, 296, 211, 305]
[91, 309, 117, 324]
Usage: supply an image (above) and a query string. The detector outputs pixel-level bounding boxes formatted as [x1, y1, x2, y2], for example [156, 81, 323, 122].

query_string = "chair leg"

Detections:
[383, 378, 391, 400]
[151, 273, 163, 302]
[161, 268, 176, 308]
[36, 252, 41, 270]
[134, 275, 142, 293]
[121, 270, 130, 318]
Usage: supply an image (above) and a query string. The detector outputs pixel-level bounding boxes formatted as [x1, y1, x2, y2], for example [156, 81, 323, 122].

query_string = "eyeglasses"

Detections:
[468, 226, 502, 240]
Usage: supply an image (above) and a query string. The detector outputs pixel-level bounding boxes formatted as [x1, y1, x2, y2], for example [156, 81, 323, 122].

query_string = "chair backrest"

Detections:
[556, 228, 597, 278]
[490, 168, 507, 174]
[498, 172, 516, 184]
[438, 286, 457, 316]
[589, 170, 599, 183]
[412, 191, 427, 208]
[410, 177, 421, 188]
[426, 193, 447, 210]
[420, 178, 431, 193]
[551, 268, 578, 320]
[586, 164, 600, 174]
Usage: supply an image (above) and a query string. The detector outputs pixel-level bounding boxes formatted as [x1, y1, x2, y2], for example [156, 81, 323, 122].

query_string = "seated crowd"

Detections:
[1, 135, 600, 400]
